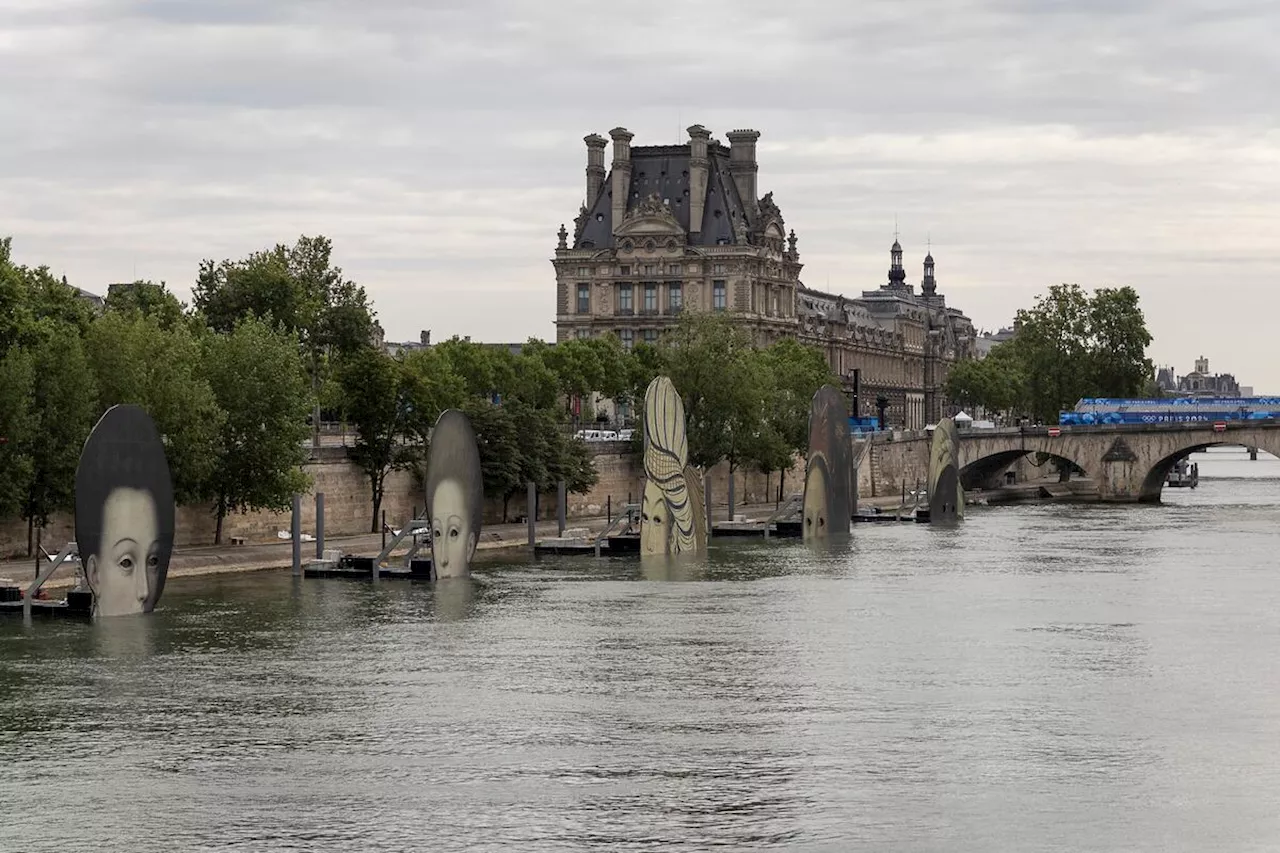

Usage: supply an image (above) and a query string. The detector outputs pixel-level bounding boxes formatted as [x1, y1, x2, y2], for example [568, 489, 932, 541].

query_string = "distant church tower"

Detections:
[921, 250, 937, 296]
[887, 237, 907, 289]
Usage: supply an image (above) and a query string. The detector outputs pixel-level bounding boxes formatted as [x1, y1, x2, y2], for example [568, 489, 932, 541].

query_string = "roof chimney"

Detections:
[609, 127, 634, 236]
[688, 125, 711, 235]
[584, 134, 607, 205]
[726, 129, 761, 213]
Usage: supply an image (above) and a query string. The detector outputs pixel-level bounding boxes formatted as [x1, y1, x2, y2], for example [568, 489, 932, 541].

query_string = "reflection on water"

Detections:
[3, 448, 1280, 851]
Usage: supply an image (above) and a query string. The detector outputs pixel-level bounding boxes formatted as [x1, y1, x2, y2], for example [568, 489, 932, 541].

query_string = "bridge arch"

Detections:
[960, 447, 1090, 491]
[1138, 433, 1280, 502]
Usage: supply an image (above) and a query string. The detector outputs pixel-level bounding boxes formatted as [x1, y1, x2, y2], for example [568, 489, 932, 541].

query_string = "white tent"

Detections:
[954, 410, 974, 424]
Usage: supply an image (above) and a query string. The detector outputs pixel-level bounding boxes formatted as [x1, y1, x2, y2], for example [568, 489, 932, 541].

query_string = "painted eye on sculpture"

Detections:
[117, 555, 134, 573]
[653, 514, 662, 524]
[641, 513, 649, 522]
[433, 528, 442, 539]
[146, 553, 159, 570]
[450, 527, 459, 540]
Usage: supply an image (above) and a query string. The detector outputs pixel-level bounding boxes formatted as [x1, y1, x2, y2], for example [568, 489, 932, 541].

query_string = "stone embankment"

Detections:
[1, 481, 1085, 597]
[0, 501, 803, 592]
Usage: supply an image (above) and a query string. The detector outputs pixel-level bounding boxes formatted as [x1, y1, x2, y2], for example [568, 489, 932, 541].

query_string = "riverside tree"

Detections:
[85, 312, 225, 505]
[192, 235, 376, 444]
[1, 241, 99, 553]
[632, 312, 836, 516]
[21, 322, 98, 555]
[0, 348, 35, 521]
[337, 345, 454, 533]
[102, 280, 189, 331]
[202, 317, 312, 544]
[947, 283, 1154, 423]
[757, 337, 839, 496]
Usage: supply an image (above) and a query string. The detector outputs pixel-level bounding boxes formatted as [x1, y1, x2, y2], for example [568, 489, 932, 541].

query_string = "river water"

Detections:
[3, 447, 1279, 852]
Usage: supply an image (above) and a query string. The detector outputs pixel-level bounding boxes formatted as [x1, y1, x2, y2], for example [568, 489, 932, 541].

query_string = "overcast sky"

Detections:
[3, 0, 1278, 388]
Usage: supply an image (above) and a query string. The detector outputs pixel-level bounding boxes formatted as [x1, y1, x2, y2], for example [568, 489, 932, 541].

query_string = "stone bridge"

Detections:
[861, 421, 1280, 502]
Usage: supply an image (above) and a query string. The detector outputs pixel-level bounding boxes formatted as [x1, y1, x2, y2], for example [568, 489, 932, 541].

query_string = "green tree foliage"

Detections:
[202, 317, 312, 544]
[193, 236, 373, 353]
[22, 323, 99, 545]
[0, 239, 98, 551]
[85, 312, 224, 505]
[103, 280, 188, 330]
[400, 347, 468, 438]
[337, 346, 424, 532]
[0, 238, 32, 352]
[0, 348, 35, 520]
[192, 235, 376, 443]
[757, 337, 840, 488]
[462, 396, 598, 521]
[432, 336, 503, 399]
[1088, 286, 1155, 399]
[530, 336, 633, 410]
[639, 313, 755, 470]
[952, 284, 1155, 423]
[463, 398, 523, 516]
[626, 313, 835, 512]
[944, 340, 1028, 418]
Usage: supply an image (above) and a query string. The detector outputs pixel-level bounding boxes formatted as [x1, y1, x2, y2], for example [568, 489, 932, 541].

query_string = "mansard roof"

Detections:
[574, 143, 753, 249]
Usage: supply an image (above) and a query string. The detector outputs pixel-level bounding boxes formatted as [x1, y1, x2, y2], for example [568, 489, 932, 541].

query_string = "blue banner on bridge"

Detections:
[1062, 397, 1280, 426]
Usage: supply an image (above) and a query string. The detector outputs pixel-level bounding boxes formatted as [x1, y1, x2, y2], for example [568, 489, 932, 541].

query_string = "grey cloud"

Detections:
[2, 0, 1278, 384]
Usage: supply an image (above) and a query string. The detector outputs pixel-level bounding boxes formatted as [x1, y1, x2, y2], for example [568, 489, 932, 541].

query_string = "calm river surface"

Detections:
[3, 448, 1280, 852]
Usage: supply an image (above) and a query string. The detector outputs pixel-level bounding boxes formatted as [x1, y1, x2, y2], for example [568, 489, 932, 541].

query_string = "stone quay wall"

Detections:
[0, 445, 807, 557]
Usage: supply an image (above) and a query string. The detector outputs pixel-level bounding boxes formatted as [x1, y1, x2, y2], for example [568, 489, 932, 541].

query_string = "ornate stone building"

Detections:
[796, 240, 977, 427]
[551, 125, 976, 429]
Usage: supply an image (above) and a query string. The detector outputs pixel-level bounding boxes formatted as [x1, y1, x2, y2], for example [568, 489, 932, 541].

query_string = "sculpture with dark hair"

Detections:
[424, 409, 484, 577]
[75, 404, 175, 615]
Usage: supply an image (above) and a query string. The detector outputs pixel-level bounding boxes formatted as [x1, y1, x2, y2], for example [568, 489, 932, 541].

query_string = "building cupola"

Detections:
[888, 237, 906, 287]
[922, 250, 936, 295]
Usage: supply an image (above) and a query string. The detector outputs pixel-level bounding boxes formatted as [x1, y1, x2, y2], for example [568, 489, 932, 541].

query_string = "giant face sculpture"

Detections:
[639, 377, 706, 557]
[927, 417, 965, 522]
[425, 409, 484, 579]
[802, 385, 852, 540]
[75, 405, 175, 618]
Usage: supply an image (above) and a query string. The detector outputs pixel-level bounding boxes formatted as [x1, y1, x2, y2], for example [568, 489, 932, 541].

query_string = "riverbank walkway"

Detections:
[3, 500, 840, 591]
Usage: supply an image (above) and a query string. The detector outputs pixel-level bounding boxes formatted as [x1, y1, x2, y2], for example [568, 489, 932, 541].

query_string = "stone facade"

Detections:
[552, 124, 977, 430]
[553, 126, 800, 355]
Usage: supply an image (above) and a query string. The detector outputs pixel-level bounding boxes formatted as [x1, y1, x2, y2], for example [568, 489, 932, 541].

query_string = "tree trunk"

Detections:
[502, 494, 510, 523]
[778, 468, 785, 504]
[371, 470, 384, 533]
[727, 461, 736, 521]
[311, 350, 321, 450]
[26, 515, 33, 559]
[214, 501, 225, 546]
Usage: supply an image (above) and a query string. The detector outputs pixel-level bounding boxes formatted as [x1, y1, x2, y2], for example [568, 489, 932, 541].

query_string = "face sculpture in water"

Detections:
[639, 376, 706, 556]
[430, 478, 477, 577]
[802, 456, 830, 538]
[424, 409, 484, 579]
[802, 385, 852, 540]
[927, 417, 964, 523]
[75, 405, 175, 618]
